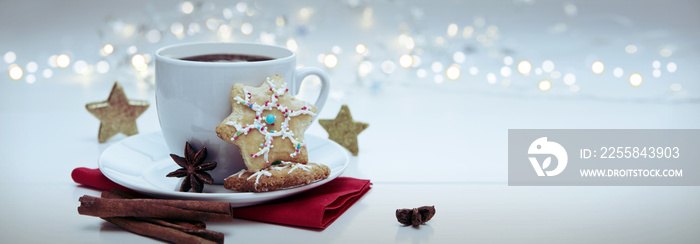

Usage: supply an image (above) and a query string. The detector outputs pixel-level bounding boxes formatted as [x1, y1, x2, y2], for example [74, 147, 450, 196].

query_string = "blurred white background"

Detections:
[1, 1, 699, 243]
[2, 0, 699, 182]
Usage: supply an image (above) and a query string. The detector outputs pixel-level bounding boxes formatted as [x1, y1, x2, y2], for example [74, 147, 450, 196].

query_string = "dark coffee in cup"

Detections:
[180, 53, 274, 62]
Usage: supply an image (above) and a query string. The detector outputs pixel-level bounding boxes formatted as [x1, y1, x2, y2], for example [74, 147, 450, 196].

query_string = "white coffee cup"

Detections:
[155, 42, 330, 184]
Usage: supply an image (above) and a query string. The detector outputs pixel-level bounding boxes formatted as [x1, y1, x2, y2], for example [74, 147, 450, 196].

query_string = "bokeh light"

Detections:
[127, 45, 138, 55]
[666, 62, 677, 73]
[628, 72, 643, 87]
[411, 55, 422, 68]
[286, 39, 298, 52]
[516, 60, 532, 75]
[187, 23, 200, 36]
[26, 62, 38, 73]
[131, 54, 147, 70]
[469, 67, 478, 75]
[660, 48, 673, 57]
[447, 23, 458, 37]
[625, 45, 637, 54]
[260, 32, 276, 45]
[25, 74, 36, 84]
[398, 34, 415, 50]
[206, 18, 220, 31]
[355, 44, 368, 56]
[276, 16, 286, 27]
[503, 56, 513, 65]
[8, 64, 23, 81]
[563, 73, 576, 85]
[101, 44, 114, 56]
[381, 60, 396, 74]
[542, 60, 555, 73]
[4, 51, 17, 63]
[299, 7, 313, 20]
[56, 54, 71, 69]
[431, 62, 443, 73]
[218, 25, 233, 40]
[613, 67, 624, 78]
[236, 2, 247, 13]
[241, 22, 253, 35]
[358, 60, 373, 77]
[223, 8, 233, 19]
[47, 56, 56, 68]
[42, 69, 52, 78]
[146, 30, 161, 43]
[487, 73, 497, 84]
[462, 26, 474, 38]
[170, 22, 185, 36]
[416, 68, 427, 78]
[331, 46, 342, 54]
[670, 83, 682, 92]
[538, 79, 552, 92]
[445, 64, 461, 81]
[591, 60, 605, 75]
[453, 51, 465, 63]
[96, 60, 110, 74]
[181, 1, 194, 14]
[564, 3, 578, 16]
[322, 53, 339, 69]
[399, 54, 413, 69]
[500, 66, 512, 77]
[73, 60, 88, 74]
[551, 71, 561, 79]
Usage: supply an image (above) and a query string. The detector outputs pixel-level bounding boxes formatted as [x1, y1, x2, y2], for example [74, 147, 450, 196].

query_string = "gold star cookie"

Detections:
[319, 105, 368, 156]
[216, 75, 317, 172]
[86, 82, 149, 143]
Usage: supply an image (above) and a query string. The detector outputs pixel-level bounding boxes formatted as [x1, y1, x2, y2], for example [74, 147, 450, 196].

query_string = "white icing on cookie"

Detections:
[225, 77, 315, 164]
[288, 163, 312, 174]
[247, 170, 272, 189]
[227, 161, 319, 190]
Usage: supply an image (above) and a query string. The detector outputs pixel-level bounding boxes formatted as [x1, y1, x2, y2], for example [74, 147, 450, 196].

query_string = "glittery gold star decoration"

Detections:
[86, 82, 149, 143]
[319, 105, 369, 156]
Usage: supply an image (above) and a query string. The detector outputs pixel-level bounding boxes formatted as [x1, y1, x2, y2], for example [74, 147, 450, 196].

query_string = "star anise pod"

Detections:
[166, 142, 217, 193]
[396, 206, 436, 226]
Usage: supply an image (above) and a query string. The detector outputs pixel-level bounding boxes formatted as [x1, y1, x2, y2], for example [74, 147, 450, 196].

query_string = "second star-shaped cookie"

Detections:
[86, 82, 149, 143]
[319, 105, 368, 156]
[216, 75, 317, 172]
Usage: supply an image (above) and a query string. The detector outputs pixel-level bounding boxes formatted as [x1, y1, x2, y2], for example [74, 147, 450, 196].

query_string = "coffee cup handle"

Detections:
[294, 67, 330, 121]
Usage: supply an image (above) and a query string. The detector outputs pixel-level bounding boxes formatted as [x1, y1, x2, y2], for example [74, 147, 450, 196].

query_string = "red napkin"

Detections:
[71, 168, 371, 229]
[71, 167, 139, 195]
[230, 177, 372, 229]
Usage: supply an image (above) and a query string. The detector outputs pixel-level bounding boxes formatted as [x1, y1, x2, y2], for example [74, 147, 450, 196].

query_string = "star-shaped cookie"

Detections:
[215, 75, 317, 172]
[86, 82, 149, 143]
[319, 105, 368, 156]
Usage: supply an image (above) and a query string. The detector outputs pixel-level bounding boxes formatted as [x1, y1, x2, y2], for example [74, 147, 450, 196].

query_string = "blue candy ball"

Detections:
[265, 114, 276, 124]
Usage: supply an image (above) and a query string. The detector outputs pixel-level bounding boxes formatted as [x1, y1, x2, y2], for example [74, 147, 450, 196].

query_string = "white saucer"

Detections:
[99, 131, 349, 207]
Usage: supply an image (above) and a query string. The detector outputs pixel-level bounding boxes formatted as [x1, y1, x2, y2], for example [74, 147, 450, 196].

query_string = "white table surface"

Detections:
[1, 0, 699, 243]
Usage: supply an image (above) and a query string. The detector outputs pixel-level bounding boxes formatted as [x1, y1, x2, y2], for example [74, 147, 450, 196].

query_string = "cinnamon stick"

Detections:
[102, 217, 221, 244]
[79, 191, 229, 243]
[78, 195, 232, 222]
[102, 189, 137, 199]
[100, 190, 232, 215]
[101, 190, 207, 229]
[135, 217, 223, 242]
